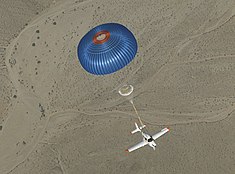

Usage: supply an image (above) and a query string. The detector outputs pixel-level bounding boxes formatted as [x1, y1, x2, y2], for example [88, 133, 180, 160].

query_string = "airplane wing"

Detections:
[152, 127, 169, 140]
[126, 140, 148, 153]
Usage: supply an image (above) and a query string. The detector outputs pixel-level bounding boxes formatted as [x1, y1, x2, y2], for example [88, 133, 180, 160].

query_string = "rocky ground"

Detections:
[0, 0, 234, 173]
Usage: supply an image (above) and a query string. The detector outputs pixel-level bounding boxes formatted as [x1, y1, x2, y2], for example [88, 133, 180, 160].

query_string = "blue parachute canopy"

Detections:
[77, 23, 138, 75]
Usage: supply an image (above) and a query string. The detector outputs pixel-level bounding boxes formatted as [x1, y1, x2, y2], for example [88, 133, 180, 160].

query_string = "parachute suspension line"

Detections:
[130, 100, 150, 134]
[118, 84, 149, 132]
[130, 100, 145, 127]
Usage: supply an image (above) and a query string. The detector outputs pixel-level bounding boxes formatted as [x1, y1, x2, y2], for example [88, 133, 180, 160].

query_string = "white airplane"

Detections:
[125, 123, 169, 152]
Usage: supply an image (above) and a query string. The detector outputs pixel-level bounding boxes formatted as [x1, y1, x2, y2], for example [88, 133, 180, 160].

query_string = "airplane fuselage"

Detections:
[141, 132, 157, 150]
[127, 123, 169, 152]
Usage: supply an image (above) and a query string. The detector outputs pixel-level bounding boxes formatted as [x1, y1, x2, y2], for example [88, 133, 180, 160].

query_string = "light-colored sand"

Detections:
[0, 0, 235, 173]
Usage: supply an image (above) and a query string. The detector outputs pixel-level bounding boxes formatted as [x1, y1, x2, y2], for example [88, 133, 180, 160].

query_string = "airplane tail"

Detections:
[131, 122, 146, 134]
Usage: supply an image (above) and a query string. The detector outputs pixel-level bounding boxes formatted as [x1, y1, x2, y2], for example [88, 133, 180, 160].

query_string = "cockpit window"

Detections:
[148, 137, 154, 142]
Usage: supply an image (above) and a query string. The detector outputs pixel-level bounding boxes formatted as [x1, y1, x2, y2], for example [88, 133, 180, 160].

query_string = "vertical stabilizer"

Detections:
[131, 122, 146, 134]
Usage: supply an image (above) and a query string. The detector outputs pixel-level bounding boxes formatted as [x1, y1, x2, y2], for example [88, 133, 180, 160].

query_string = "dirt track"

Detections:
[0, 0, 235, 173]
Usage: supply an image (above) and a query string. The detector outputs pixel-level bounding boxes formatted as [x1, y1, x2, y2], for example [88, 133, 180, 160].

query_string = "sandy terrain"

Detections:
[0, 0, 235, 173]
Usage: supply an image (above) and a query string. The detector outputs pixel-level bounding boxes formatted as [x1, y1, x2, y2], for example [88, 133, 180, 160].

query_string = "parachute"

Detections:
[77, 23, 138, 75]
[118, 84, 134, 97]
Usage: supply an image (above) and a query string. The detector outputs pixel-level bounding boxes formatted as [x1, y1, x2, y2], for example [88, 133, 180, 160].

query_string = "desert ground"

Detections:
[0, 0, 235, 173]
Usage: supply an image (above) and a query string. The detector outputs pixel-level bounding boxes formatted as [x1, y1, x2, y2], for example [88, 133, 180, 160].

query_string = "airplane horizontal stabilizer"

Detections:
[131, 122, 146, 134]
